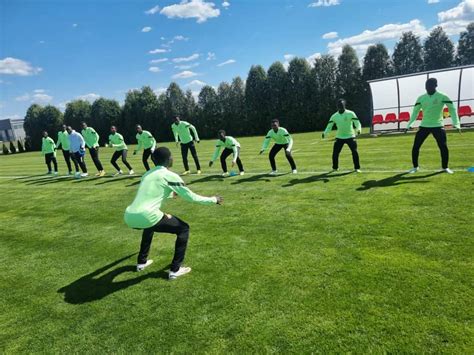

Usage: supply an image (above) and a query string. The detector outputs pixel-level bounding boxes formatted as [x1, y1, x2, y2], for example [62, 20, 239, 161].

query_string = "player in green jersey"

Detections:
[209, 130, 245, 177]
[171, 116, 202, 175]
[108, 126, 134, 176]
[41, 131, 58, 175]
[81, 122, 106, 177]
[133, 125, 157, 171]
[56, 125, 72, 175]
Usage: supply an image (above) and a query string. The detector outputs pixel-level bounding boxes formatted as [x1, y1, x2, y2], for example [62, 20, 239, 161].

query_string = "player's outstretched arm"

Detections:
[168, 180, 220, 205]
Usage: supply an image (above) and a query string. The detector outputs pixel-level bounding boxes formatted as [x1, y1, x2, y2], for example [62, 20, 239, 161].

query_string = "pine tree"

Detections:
[423, 26, 454, 71]
[392, 31, 424, 75]
[456, 22, 474, 65]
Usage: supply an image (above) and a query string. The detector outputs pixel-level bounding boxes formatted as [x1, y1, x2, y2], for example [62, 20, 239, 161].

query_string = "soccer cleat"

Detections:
[239, 171, 245, 176]
[80, 173, 89, 177]
[222, 172, 230, 177]
[408, 167, 419, 174]
[98, 170, 106, 177]
[269, 170, 278, 176]
[443, 168, 454, 174]
[113, 170, 123, 177]
[292, 169, 298, 174]
[95, 172, 101, 176]
[196, 170, 202, 175]
[46, 171, 52, 175]
[129, 169, 135, 175]
[53, 171, 58, 176]
[169, 266, 192, 280]
[355, 169, 362, 173]
[136, 259, 153, 272]
[181, 170, 191, 176]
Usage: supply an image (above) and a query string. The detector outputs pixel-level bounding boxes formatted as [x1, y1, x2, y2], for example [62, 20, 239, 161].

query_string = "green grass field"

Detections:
[1, 130, 473, 353]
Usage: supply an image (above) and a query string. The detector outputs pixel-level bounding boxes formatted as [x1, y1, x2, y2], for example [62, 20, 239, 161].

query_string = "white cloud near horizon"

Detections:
[145, 5, 160, 15]
[141, 26, 152, 32]
[172, 70, 198, 79]
[0, 57, 42, 76]
[173, 53, 200, 63]
[149, 48, 169, 54]
[217, 59, 236, 66]
[322, 31, 338, 39]
[150, 58, 169, 64]
[149, 67, 162, 73]
[160, 0, 220, 23]
[308, 0, 340, 7]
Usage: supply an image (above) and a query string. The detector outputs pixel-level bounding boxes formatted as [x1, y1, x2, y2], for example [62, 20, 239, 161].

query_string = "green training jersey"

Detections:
[171, 121, 199, 144]
[261, 127, 293, 151]
[109, 133, 127, 151]
[42, 137, 56, 155]
[135, 130, 156, 152]
[124, 166, 217, 229]
[211, 136, 240, 162]
[81, 126, 100, 148]
[324, 110, 361, 139]
[407, 91, 460, 129]
[56, 130, 70, 150]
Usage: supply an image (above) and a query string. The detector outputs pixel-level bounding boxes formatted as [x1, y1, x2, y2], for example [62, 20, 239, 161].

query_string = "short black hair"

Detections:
[218, 129, 226, 135]
[80, 121, 86, 125]
[426, 77, 438, 86]
[173, 115, 180, 120]
[271, 119, 279, 124]
[337, 98, 346, 104]
[136, 124, 142, 129]
[153, 147, 171, 165]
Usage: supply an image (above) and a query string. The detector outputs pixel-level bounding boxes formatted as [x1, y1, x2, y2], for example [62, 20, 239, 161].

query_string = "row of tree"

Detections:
[24, 24, 474, 150]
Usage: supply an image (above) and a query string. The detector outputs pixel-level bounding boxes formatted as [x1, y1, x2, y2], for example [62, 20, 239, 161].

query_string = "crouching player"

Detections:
[209, 130, 245, 177]
[124, 147, 223, 280]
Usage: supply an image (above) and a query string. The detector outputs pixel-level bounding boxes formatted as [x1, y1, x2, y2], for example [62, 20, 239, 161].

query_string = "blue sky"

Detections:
[1, 0, 473, 119]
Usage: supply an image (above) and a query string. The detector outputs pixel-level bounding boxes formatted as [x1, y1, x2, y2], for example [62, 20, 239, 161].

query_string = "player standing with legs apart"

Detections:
[133, 125, 156, 171]
[209, 130, 245, 177]
[66, 126, 88, 178]
[259, 119, 297, 175]
[41, 131, 58, 176]
[406, 78, 461, 174]
[56, 125, 72, 175]
[81, 122, 106, 177]
[108, 126, 134, 176]
[322, 99, 362, 173]
[124, 147, 223, 279]
[171, 115, 201, 175]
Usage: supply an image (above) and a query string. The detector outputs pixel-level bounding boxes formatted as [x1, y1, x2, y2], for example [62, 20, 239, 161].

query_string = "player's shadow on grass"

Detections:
[357, 171, 443, 191]
[186, 175, 224, 185]
[94, 175, 141, 185]
[231, 173, 287, 185]
[58, 254, 170, 304]
[24, 177, 74, 186]
[282, 171, 354, 187]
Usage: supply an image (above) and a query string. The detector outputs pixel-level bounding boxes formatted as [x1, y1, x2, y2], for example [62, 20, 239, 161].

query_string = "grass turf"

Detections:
[0, 129, 473, 353]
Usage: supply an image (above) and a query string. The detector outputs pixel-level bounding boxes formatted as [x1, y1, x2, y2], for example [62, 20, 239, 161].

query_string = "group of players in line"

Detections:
[40, 78, 462, 279]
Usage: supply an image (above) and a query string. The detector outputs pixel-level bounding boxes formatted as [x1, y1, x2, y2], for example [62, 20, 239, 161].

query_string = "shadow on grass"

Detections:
[95, 175, 141, 185]
[282, 171, 354, 187]
[230, 173, 288, 185]
[357, 171, 443, 191]
[24, 176, 75, 186]
[58, 254, 170, 304]
[186, 175, 224, 185]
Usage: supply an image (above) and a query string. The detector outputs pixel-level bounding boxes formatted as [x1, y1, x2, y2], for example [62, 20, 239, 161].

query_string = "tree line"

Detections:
[23, 23, 474, 150]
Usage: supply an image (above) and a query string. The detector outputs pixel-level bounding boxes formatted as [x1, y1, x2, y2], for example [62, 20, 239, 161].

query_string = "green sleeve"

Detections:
[211, 141, 222, 162]
[261, 130, 272, 151]
[135, 134, 142, 152]
[282, 128, 293, 150]
[232, 145, 238, 162]
[150, 135, 156, 151]
[190, 124, 199, 141]
[171, 125, 179, 142]
[352, 112, 361, 132]
[407, 98, 422, 129]
[324, 116, 335, 135]
[167, 177, 217, 205]
[55, 133, 61, 149]
[443, 95, 460, 128]
[41, 139, 45, 154]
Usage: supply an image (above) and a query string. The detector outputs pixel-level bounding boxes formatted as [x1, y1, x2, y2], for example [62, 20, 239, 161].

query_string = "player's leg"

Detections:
[269, 144, 283, 173]
[181, 143, 190, 172]
[89, 147, 104, 173]
[142, 148, 151, 171]
[137, 227, 155, 271]
[71, 152, 80, 173]
[52, 154, 58, 174]
[74, 152, 88, 174]
[347, 138, 361, 171]
[110, 150, 122, 174]
[189, 142, 201, 171]
[236, 147, 244, 173]
[284, 144, 297, 172]
[432, 127, 450, 171]
[332, 139, 344, 171]
[121, 150, 134, 174]
[63, 149, 72, 174]
[411, 127, 430, 172]
[45, 153, 52, 173]
[220, 148, 233, 173]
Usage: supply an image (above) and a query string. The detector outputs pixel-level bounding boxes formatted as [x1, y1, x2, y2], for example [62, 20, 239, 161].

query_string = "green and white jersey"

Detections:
[324, 110, 361, 139]
[211, 136, 240, 162]
[135, 130, 156, 152]
[81, 126, 100, 148]
[109, 133, 127, 151]
[171, 121, 199, 144]
[124, 166, 217, 229]
[261, 127, 293, 151]
[407, 91, 460, 129]
[56, 130, 70, 150]
[42, 137, 56, 155]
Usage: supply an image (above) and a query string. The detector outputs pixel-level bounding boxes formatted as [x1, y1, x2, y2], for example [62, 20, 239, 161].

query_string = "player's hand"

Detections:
[209, 161, 213, 167]
[196, 140, 200, 144]
[151, 148, 155, 153]
[215, 195, 223, 205]
[171, 192, 177, 199]
[285, 148, 291, 153]
[231, 161, 235, 167]
[133, 151, 137, 155]
[357, 130, 361, 135]
[165, 213, 173, 219]
[321, 133, 325, 139]
[457, 127, 462, 134]
[259, 150, 264, 155]
[176, 142, 179, 147]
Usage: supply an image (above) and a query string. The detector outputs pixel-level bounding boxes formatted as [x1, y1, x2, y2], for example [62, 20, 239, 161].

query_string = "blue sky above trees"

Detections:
[1, 0, 473, 119]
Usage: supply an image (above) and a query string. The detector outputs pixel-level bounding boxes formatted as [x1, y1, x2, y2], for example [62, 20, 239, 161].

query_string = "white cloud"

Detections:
[172, 70, 198, 79]
[322, 31, 338, 39]
[185, 79, 206, 87]
[207, 52, 216, 60]
[283, 54, 295, 69]
[222, 1, 230, 8]
[217, 59, 236, 66]
[77, 93, 100, 102]
[173, 53, 200, 63]
[32, 93, 53, 104]
[308, 0, 340, 7]
[306, 52, 321, 65]
[149, 48, 169, 54]
[438, 20, 472, 35]
[15, 94, 30, 102]
[0, 57, 43, 76]
[72, 23, 78, 27]
[438, 0, 474, 22]
[327, 19, 428, 56]
[150, 58, 169, 64]
[34, 89, 45, 93]
[142, 26, 152, 32]
[175, 62, 200, 69]
[149, 66, 162, 73]
[154, 87, 167, 96]
[160, 0, 220, 23]
[145, 5, 160, 15]
[428, 0, 440, 4]
[174, 35, 189, 41]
